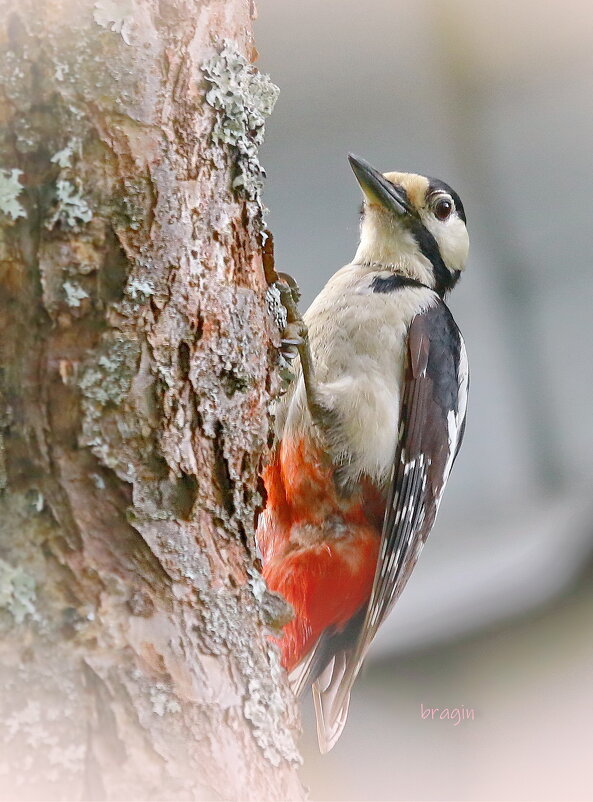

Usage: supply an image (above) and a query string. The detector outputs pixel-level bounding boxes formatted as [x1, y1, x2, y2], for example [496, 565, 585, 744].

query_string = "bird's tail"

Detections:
[311, 651, 353, 753]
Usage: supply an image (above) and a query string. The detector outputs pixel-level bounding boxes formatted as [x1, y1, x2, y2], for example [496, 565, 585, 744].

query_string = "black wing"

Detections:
[315, 298, 469, 751]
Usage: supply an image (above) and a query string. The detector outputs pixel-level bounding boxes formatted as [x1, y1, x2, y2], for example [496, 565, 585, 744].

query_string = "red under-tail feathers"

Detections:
[258, 436, 383, 672]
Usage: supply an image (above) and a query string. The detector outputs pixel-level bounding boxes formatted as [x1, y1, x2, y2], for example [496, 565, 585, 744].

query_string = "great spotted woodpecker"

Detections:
[258, 154, 469, 752]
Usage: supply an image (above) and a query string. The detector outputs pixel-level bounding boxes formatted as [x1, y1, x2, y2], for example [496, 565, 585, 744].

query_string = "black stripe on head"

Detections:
[427, 178, 467, 224]
[407, 218, 459, 296]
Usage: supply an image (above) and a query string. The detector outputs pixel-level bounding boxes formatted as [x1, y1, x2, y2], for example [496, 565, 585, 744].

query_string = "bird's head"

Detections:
[349, 154, 469, 296]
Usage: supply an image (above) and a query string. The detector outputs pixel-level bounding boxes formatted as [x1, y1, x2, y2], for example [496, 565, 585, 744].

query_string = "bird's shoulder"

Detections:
[405, 294, 467, 401]
[305, 264, 441, 340]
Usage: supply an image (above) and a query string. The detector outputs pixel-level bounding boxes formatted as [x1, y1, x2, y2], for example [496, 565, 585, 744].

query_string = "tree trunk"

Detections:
[0, 1, 302, 799]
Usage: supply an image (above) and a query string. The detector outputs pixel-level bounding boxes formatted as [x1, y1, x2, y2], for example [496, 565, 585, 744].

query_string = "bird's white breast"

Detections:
[281, 264, 438, 487]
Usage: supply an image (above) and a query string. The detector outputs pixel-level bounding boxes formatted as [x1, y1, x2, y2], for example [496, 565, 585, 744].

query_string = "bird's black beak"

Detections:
[348, 153, 413, 217]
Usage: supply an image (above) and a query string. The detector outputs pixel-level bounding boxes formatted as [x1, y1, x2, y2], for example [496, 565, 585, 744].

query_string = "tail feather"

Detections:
[311, 651, 352, 753]
[288, 646, 319, 698]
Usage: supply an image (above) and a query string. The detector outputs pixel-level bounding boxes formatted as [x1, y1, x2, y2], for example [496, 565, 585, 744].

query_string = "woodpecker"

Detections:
[258, 154, 469, 752]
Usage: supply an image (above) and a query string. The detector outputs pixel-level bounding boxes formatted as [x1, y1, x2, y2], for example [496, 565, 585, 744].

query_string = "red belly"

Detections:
[258, 437, 382, 671]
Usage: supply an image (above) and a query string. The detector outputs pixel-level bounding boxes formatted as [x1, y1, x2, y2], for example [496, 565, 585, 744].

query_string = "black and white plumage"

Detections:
[264, 155, 470, 752]
[324, 294, 469, 743]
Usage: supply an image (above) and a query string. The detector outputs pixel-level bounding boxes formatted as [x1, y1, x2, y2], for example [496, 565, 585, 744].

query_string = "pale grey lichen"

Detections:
[24, 488, 45, 513]
[196, 581, 301, 766]
[50, 141, 79, 169]
[78, 336, 141, 469]
[79, 338, 139, 408]
[248, 567, 293, 630]
[265, 283, 287, 332]
[244, 648, 302, 767]
[47, 180, 92, 229]
[202, 42, 279, 203]
[48, 744, 86, 773]
[0, 559, 38, 624]
[5, 701, 43, 740]
[247, 568, 268, 605]
[90, 473, 105, 490]
[63, 281, 89, 308]
[126, 277, 155, 301]
[0, 169, 26, 221]
[149, 683, 181, 717]
[93, 0, 135, 46]
[54, 62, 69, 82]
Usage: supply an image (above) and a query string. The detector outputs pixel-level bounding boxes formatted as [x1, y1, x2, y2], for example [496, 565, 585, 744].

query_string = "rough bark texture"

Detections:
[0, 1, 302, 799]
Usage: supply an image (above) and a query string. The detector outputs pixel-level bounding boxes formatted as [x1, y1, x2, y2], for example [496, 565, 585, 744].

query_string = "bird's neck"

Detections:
[354, 211, 435, 288]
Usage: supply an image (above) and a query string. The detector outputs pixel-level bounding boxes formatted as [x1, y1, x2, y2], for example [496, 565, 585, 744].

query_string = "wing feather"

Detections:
[324, 299, 469, 729]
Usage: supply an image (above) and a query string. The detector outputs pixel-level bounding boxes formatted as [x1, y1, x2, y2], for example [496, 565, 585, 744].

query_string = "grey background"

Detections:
[255, 1, 593, 798]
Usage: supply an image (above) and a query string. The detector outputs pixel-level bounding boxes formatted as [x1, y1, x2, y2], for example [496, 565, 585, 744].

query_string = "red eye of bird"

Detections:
[434, 197, 453, 221]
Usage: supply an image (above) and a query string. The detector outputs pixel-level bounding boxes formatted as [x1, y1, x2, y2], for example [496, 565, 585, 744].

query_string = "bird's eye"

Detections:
[433, 196, 453, 221]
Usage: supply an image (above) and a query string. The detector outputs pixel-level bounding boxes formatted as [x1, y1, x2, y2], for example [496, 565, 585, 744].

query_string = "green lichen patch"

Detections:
[0, 559, 38, 625]
[0, 169, 26, 221]
[202, 42, 279, 204]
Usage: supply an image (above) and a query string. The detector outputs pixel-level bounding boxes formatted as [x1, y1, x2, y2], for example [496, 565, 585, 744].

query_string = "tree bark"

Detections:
[0, 1, 302, 799]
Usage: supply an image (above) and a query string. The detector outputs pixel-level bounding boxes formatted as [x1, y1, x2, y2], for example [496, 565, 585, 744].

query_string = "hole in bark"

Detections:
[192, 310, 203, 341]
[237, 521, 250, 554]
[194, 407, 203, 433]
[254, 472, 267, 532]
[172, 472, 199, 521]
[150, 297, 161, 322]
[213, 423, 234, 518]
[241, 204, 249, 229]
[144, 452, 169, 481]
[99, 228, 129, 303]
[178, 341, 190, 380]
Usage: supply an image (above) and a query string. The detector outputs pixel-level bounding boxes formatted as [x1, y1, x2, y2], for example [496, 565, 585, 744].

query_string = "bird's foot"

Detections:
[279, 320, 305, 361]
[276, 273, 305, 361]
[276, 274, 330, 431]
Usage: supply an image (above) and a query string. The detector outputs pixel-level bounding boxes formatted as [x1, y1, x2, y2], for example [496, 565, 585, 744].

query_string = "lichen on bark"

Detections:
[0, 0, 302, 799]
[202, 40, 279, 202]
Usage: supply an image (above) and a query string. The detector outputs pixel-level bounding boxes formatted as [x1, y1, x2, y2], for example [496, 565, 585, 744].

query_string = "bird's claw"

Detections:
[276, 272, 307, 361]
[280, 321, 306, 361]
[274, 271, 326, 432]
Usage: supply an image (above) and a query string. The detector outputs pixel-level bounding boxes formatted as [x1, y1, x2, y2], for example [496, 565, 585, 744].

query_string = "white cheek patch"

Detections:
[423, 214, 469, 273]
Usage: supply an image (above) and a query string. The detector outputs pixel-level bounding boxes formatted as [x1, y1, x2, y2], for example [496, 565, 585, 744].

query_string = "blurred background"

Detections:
[256, 1, 593, 799]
